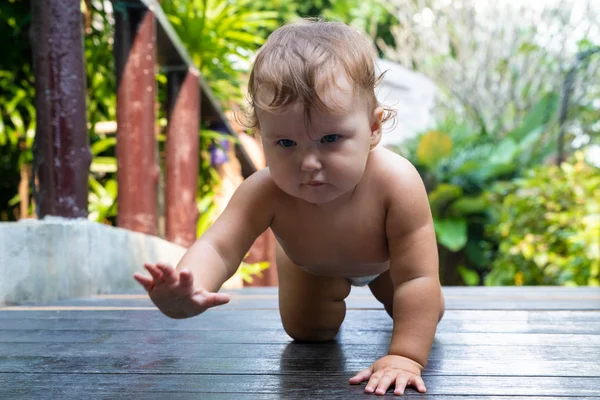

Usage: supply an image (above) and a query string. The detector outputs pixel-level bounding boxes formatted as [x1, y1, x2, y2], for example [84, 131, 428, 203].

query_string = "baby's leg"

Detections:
[276, 244, 351, 342]
[368, 270, 445, 321]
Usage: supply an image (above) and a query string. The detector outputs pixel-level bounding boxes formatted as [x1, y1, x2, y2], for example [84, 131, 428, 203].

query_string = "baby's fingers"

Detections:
[155, 263, 177, 284]
[349, 367, 372, 384]
[393, 375, 410, 396]
[179, 268, 194, 288]
[407, 376, 426, 393]
[133, 272, 154, 292]
[144, 263, 164, 282]
[204, 292, 231, 308]
[191, 291, 231, 312]
[375, 372, 396, 395]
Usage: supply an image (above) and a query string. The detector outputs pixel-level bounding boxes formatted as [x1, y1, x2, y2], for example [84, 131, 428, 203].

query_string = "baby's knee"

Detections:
[280, 299, 347, 342]
[284, 324, 340, 342]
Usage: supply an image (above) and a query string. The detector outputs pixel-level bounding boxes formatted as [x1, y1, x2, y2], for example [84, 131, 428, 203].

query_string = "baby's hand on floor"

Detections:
[349, 355, 426, 396]
[133, 262, 230, 319]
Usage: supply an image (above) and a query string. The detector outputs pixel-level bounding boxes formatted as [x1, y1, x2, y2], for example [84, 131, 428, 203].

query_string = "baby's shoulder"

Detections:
[240, 167, 283, 199]
[368, 147, 422, 190]
[365, 147, 428, 210]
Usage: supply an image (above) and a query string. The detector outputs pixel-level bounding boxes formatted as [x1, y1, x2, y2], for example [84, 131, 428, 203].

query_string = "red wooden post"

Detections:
[113, 5, 159, 235]
[30, 0, 91, 218]
[165, 68, 201, 247]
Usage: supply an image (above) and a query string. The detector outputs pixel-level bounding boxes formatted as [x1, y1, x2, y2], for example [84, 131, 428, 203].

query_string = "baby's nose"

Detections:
[300, 152, 322, 172]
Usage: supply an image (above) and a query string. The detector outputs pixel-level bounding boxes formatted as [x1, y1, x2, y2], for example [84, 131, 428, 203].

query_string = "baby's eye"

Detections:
[277, 139, 296, 148]
[321, 134, 340, 144]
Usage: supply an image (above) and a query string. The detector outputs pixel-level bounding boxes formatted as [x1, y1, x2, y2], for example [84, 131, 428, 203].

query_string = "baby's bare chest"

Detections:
[271, 202, 389, 270]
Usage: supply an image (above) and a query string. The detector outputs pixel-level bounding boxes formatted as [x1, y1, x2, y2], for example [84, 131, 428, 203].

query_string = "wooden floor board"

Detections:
[2, 373, 600, 397]
[2, 313, 599, 334]
[0, 286, 599, 398]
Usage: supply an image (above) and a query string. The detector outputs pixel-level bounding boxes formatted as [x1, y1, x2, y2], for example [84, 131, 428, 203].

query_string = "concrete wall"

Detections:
[375, 58, 437, 146]
[0, 217, 187, 305]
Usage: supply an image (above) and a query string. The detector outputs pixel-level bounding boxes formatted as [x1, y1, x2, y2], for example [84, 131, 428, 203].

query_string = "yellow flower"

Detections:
[515, 272, 524, 286]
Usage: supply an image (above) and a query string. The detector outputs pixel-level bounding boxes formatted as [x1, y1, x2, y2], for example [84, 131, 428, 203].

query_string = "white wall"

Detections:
[375, 59, 437, 146]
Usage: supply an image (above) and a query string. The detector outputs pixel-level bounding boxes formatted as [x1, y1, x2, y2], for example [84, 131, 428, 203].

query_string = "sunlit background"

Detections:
[1, 0, 598, 287]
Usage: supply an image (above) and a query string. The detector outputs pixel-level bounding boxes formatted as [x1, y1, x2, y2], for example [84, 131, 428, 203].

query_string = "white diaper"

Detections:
[348, 274, 380, 287]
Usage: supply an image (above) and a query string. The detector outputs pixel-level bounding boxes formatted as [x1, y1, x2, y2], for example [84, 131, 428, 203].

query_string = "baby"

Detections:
[134, 19, 445, 396]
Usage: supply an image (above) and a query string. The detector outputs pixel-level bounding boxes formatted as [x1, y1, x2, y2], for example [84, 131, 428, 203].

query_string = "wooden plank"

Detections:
[0, 287, 598, 398]
[5, 286, 598, 310]
[1, 313, 599, 334]
[0, 329, 598, 346]
[1, 342, 599, 362]
[0, 354, 598, 377]
[2, 308, 599, 322]
[1, 373, 599, 397]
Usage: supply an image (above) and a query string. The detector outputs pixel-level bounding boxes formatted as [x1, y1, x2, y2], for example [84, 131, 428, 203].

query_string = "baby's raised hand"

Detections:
[349, 355, 426, 396]
[133, 263, 230, 319]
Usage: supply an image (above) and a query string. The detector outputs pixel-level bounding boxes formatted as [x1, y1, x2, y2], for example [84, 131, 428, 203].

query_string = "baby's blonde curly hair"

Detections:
[243, 19, 395, 131]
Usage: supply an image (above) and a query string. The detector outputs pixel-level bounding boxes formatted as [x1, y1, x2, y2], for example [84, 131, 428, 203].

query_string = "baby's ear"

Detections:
[369, 107, 384, 149]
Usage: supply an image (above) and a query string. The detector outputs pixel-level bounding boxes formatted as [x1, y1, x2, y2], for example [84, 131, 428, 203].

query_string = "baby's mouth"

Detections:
[305, 181, 325, 187]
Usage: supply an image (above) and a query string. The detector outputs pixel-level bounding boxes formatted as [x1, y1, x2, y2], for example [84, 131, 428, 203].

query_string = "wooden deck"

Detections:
[1, 286, 599, 399]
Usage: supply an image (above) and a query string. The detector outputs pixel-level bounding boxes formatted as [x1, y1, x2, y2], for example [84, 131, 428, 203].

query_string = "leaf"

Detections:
[465, 239, 489, 267]
[428, 183, 462, 215]
[90, 156, 117, 173]
[237, 261, 270, 283]
[0, 118, 6, 146]
[90, 137, 117, 155]
[7, 193, 20, 207]
[197, 202, 218, 237]
[433, 217, 468, 251]
[517, 41, 539, 54]
[451, 159, 482, 176]
[488, 138, 518, 165]
[416, 130, 452, 168]
[508, 92, 558, 141]
[450, 195, 488, 215]
[457, 265, 480, 286]
[104, 179, 118, 199]
[476, 162, 517, 181]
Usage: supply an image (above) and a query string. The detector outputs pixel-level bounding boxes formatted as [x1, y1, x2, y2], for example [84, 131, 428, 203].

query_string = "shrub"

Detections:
[485, 152, 600, 286]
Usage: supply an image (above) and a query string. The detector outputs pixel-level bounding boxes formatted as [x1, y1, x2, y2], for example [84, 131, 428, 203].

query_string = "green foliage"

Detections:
[83, 0, 116, 129]
[236, 261, 271, 284]
[84, 0, 118, 224]
[0, 0, 34, 221]
[195, 128, 229, 237]
[88, 175, 118, 223]
[399, 93, 559, 284]
[161, 0, 279, 103]
[309, 0, 397, 53]
[485, 152, 600, 286]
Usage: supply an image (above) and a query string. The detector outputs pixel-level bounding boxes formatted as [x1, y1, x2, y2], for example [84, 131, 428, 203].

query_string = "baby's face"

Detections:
[258, 78, 381, 205]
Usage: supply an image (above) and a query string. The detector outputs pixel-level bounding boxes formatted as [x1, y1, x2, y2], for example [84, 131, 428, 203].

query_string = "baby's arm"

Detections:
[178, 168, 276, 292]
[385, 163, 440, 369]
[351, 157, 441, 395]
[134, 169, 276, 318]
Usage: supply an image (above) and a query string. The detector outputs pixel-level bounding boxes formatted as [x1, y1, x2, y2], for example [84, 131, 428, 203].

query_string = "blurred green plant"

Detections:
[0, 0, 35, 221]
[84, 0, 118, 225]
[0, 67, 35, 221]
[195, 128, 228, 237]
[485, 152, 600, 286]
[383, 0, 599, 153]
[398, 92, 559, 284]
[237, 260, 270, 284]
[161, 0, 279, 103]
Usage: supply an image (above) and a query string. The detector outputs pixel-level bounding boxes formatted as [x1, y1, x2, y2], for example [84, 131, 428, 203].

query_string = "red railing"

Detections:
[31, 0, 257, 245]
[31, 0, 278, 286]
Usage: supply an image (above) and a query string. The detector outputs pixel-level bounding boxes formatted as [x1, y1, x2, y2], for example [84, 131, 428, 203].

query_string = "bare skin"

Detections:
[134, 74, 444, 396]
